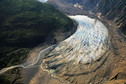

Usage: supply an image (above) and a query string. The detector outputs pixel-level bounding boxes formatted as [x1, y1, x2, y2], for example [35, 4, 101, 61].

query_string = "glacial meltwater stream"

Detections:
[0, 15, 110, 83]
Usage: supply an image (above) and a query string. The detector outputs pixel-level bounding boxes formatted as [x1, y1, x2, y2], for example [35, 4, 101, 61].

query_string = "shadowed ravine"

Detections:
[0, 15, 110, 83]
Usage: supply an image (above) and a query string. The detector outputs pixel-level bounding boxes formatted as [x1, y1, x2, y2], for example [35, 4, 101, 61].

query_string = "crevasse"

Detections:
[46, 15, 110, 64]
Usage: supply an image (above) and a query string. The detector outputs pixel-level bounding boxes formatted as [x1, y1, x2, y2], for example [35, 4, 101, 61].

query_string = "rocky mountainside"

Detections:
[82, 0, 126, 34]
[49, 0, 126, 34]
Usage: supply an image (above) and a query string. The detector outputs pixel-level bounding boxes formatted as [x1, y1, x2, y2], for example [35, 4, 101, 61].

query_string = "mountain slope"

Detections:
[0, 0, 74, 69]
[62, 0, 126, 35]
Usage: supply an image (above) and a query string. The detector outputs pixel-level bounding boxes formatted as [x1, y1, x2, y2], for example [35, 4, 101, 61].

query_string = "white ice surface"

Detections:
[49, 15, 110, 64]
[38, 0, 48, 3]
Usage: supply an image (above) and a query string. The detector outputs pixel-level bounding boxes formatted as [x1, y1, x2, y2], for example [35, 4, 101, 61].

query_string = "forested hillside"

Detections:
[0, 0, 74, 69]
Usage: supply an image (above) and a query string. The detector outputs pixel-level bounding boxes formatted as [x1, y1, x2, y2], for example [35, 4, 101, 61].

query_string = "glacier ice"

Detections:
[45, 15, 110, 64]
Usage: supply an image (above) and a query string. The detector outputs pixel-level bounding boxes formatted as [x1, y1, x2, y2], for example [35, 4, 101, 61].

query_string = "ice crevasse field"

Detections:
[44, 15, 110, 65]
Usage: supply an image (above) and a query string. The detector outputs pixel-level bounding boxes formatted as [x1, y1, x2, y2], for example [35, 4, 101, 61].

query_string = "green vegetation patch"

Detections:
[0, 0, 74, 69]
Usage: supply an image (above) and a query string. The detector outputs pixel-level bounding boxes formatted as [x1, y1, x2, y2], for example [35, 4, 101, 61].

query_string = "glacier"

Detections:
[44, 15, 110, 64]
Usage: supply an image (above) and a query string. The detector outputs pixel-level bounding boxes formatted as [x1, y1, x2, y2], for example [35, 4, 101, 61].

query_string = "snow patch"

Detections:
[37, 0, 48, 3]
[74, 3, 83, 9]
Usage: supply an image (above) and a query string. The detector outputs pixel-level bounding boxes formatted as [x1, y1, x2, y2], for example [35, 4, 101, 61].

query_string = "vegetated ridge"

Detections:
[0, 0, 74, 70]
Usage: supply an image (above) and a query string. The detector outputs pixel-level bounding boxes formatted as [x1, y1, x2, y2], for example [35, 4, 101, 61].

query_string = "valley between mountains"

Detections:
[0, 0, 126, 84]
